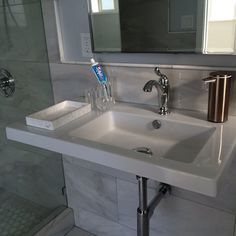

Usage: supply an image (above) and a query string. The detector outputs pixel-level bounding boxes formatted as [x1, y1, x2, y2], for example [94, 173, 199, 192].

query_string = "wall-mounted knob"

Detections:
[0, 68, 15, 97]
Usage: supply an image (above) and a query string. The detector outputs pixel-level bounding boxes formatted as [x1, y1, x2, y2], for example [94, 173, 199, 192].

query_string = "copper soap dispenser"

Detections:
[203, 71, 232, 123]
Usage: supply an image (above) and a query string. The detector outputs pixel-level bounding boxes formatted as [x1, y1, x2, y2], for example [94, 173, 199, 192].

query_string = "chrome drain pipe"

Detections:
[136, 176, 171, 236]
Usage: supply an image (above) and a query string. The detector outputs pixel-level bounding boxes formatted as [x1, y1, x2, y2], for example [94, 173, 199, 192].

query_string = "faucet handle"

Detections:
[154, 67, 162, 77]
[154, 67, 167, 78]
[159, 76, 169, 87]
[154, 67, 169, 87]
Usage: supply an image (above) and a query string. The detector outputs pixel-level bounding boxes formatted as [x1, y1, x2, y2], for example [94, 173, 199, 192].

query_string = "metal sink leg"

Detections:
[136, 176, 171, 236]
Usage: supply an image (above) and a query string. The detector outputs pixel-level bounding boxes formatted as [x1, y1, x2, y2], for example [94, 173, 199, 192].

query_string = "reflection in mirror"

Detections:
[88, 0, 236, 54]
[203, 0, 236, 54]
[89, 0, 121, 51]
[89, 0, 204, 53]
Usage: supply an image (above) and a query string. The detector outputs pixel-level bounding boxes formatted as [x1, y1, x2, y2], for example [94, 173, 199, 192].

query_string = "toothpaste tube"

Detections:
[90, 58, 109, 101]
[90, 58, 108, 85]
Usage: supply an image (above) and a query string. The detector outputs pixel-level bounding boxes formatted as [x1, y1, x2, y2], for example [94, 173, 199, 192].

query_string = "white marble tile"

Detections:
[172, 153, 236, 214]
[34, 208, 74, 236]
[49, 63, 97, 103]
[117, 179, 235, 236]
[169, 69, 209, 112]
[150, 196, 234, 236]
[50, 63, 236, 115]
[62, 155, 159, 189]
[63, 157, 118, 221]
[66, 227, 95, 236]
[117, 178, 156, 231]
[105, 66, 210, 112]
[75, 208, 136, 236]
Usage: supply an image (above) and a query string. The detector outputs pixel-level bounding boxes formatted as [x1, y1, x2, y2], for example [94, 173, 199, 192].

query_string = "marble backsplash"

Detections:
[50, 62, 236, 116]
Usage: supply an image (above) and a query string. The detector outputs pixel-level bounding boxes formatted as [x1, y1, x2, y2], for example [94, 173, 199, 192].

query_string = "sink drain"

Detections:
[152, 120, 161, 129]
[133, 147, 153, 157]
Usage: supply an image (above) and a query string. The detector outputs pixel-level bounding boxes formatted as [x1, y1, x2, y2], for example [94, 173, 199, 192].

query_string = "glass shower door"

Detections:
[0, 0, 67, 235]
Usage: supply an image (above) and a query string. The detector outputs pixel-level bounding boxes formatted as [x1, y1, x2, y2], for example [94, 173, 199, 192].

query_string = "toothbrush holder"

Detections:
[85, 81, 115, 111]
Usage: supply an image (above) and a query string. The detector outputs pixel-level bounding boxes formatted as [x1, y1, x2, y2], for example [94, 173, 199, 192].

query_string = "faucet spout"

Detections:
[143, 80, 163, 92]
[143, 68, 170, 115]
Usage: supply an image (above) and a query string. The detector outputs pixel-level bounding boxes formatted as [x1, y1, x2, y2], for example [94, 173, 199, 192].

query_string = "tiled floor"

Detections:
[0, 188, 51, 236]
[66, 227, 95, 236]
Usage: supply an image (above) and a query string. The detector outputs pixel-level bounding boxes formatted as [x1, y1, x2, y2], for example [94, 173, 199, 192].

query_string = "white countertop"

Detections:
[6, 103, 236, 197]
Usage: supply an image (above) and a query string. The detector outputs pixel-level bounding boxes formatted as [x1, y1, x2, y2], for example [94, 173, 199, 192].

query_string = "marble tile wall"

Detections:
[117, 180, 234, 236]
[63, 155, 235, 236]
[63, 150, 236, 214]
[75, 208, 137, 236]
[0, 1, 48, 62]
[63, 157, 118, 221]
[50, 62, 236, 116]
[66, 227, 95, 236]
[34, 208, 74, 236]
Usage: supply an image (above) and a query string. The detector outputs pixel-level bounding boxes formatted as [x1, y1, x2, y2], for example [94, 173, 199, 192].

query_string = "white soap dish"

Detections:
[26, 100, 91, 130]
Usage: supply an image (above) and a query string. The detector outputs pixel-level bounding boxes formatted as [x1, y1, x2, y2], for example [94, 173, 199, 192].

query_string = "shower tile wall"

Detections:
[0, 0, 46, 62]
[42, 0, 236, 235]
[0, 0, 65, 209]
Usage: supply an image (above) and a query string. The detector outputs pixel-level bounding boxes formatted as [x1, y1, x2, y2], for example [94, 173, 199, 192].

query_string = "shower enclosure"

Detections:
[0, 0, 67, 235]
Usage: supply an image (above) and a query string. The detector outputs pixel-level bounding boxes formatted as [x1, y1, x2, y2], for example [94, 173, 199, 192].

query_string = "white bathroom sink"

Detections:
[70, 111, 215, 163]
[6, 103, 236, 197]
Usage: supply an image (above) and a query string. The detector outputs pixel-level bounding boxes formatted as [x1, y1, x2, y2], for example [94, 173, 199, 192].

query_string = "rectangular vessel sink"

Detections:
[70, 111, 215, 163]
[6, 103, 236, 197]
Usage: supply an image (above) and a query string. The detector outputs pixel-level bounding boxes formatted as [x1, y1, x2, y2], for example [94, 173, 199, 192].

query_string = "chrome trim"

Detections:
[0, 68, 15, 97]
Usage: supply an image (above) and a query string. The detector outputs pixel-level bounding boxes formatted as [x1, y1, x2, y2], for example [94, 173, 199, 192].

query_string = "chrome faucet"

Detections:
[143, 67, 170, 115]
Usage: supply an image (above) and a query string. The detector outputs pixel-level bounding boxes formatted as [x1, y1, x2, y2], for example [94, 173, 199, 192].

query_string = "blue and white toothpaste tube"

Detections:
[90, 58, 108, 85]
[90, 58, 109, 101]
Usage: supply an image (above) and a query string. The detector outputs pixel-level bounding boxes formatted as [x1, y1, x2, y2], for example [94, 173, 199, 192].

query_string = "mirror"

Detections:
[88, 0, 236, 54]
